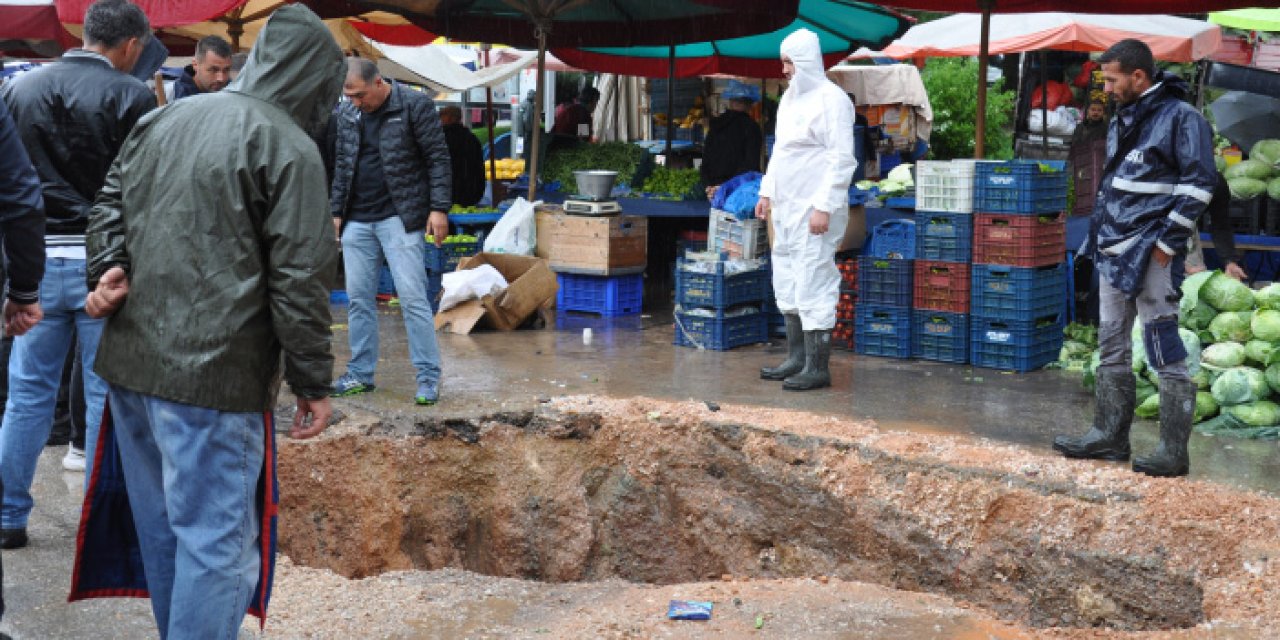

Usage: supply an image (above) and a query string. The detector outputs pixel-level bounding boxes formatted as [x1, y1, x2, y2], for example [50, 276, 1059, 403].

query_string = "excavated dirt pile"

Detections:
[277, 397, 1280, 635]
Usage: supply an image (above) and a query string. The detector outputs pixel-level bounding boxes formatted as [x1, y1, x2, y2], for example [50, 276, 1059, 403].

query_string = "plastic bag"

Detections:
[438, 264, 509, 312]
[483, 197, 537, 255]
[1028, 106, 1081, 137]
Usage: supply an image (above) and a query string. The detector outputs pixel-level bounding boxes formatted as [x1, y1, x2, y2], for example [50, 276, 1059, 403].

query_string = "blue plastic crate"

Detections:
[865, 219, 916, 259]
[974, 160, 1068, 214]
[854, 305, 912, 359]
[425, 240, 481, 273]
[330, 289, 349, 305]
[970, 263, 1067, 321]
[674, 308, 768, 350]
[857, 256, 913, 308]
[556, 273, 643, 316]
[427, 271, 442, 312]
[377, 265, 396, 296]
[676, 259, 769, 308]
[911, 310, 969, 364]
[970, 314, 1064, 372]
[914, 211, 973, 262]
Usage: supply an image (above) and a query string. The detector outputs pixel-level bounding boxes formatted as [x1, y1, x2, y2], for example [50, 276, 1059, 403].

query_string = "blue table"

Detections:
[537, 193, 712, 218]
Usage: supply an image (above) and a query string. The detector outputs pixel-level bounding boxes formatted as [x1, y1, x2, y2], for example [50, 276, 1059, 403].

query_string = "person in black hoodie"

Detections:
[439, 106, 486, 208]
[702, 80, 763, 199]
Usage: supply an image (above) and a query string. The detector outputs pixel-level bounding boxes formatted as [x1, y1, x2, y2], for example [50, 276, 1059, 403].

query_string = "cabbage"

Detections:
[1210, 366, 1271, 406]
[1181, 328, 1202, 376]
[1256, 284, 1280, 311]
[1254, 310, 1280, 342]
[1229, 177, 1269, 200]
[1245, 340, 1280, 367]
[886, 164, 914, 188]
[1195, 391, 1219, 422]
[1202, 341, 1247, 369]
[1225, 159, 1273, 181]
[1209, 311, 1254, 343]
[1082, 350, 1101, 390]
[1270, 177, 1280, 201]
[1136, 378, 1157, 405]
[1201, 273, 1254, 312]
[1135, 393, 1160, 419]
[1192, 368, 1211, 390]
[1267, 362, 1280, 395]
[1249, 139, 1280, 170]
[1180, 270, 1219, 330]
[1225, 400, 1280, 427]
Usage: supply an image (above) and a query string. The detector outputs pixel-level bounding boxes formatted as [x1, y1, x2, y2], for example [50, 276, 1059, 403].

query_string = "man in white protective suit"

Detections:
[755, 29, 856, 391]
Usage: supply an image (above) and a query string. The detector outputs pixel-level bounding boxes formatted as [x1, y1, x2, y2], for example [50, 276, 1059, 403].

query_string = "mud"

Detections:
[277, 397, 1280, 635]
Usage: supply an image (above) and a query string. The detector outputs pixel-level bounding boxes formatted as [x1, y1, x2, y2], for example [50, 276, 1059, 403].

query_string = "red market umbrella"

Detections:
[0, 0, 77, 56]
[885, 0, 1263, 157]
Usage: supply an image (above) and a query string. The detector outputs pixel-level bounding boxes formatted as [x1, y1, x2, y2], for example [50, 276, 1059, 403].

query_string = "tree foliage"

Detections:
[922, 58, 1016, 160]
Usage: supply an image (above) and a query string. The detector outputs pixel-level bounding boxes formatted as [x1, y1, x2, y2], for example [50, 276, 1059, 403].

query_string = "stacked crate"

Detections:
[969, 160, 1069, 372]
[832, 258, 859, 350]
[912, 161, 979, 364]
[855, 255, 913, 359]
[424, 236, 482, 311]
[673, 258, 771, 350]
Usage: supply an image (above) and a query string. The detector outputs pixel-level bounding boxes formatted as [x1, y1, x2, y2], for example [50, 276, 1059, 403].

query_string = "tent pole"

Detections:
[760, 78, 767, 170]
[528, 27, 548, 201]
[1041, 50, 1049, 154]
[484, 44, 498, 188]
[665, 44, 675, 156]
[975, 0, 993, 159]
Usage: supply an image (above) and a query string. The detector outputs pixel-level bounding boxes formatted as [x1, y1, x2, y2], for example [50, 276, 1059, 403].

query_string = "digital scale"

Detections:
[562, 194, 622, 216]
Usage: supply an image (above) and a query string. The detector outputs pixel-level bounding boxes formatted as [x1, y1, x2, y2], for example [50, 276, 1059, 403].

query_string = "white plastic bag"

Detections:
[438, 264, 509, 312]
[483, 197, 538, 255]
[1028, 106, 1081, 137]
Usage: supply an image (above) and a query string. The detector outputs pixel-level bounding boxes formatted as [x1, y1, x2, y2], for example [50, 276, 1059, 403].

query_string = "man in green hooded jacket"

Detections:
[80, 5, 343, 637]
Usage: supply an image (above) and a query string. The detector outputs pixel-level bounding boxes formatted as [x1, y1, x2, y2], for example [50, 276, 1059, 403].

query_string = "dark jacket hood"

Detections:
[227, 5, 344, 134]
[710, 109, 753, 134]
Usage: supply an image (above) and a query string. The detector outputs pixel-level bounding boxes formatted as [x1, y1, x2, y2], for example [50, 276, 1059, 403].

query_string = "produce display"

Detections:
[653, 96, 705, 130]
[425, 233, 480, 244]
[541, 142, 650, 195]
[1221, 139, 1280, 202]
[1068, 270, 1280, 435]
[635, 166, 704, 200]
[855, 163, 915, 199]
[448, 205, 499, 214]
[487, 158, 525, 181]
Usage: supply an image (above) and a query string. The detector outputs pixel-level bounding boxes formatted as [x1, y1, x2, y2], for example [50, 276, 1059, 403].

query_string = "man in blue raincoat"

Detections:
[1054, 39, 1217, 478]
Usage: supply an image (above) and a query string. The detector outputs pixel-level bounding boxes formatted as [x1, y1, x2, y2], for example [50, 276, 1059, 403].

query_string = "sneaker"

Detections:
[0, 527, 27, 550]
[415, 381, 440, 406]
[330, 373, 375, 397]
[62, 445, 86, 472]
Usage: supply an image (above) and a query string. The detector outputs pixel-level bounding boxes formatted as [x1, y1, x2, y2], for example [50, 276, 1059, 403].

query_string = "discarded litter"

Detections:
[667, 600, 712, 621]
[755, 614, 764, 629]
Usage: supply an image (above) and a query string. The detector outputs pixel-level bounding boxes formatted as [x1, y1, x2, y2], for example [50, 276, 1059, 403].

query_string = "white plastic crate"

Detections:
[916, 160, 978, 213]
[708, 209, 768, 259]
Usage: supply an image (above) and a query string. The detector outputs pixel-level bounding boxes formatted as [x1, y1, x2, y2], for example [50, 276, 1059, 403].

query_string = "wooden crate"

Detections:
[543, 213, 647, 275]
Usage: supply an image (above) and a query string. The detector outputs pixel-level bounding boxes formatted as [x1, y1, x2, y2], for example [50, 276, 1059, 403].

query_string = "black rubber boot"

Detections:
[783, 330, 832, 391]
[761, 314, 804, 380]
[1053, 368, 1135, 461]
[1133, 377, 1196, 478]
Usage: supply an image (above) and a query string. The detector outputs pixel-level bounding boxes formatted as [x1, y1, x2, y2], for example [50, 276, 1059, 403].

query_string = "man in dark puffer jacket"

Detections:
[329, 58, 451, 406]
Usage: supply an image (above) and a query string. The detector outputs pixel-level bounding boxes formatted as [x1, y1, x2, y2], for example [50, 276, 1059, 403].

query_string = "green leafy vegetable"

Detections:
[1210, 366, 1272, 406]
[1210, 311, 1254, 343]
[1201, 273, 1254, 312]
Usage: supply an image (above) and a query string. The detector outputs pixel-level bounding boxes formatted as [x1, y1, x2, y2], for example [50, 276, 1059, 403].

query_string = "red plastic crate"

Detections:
[972, 213, 1066, 267]
[838, 258, 859, 291]
[913, 260, 970, 313]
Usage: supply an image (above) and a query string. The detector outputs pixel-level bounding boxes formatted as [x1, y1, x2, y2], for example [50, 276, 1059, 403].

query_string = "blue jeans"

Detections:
[341, 216, 441, 385]
[0, 258, 108, 529]
[109, 386, 264, 639]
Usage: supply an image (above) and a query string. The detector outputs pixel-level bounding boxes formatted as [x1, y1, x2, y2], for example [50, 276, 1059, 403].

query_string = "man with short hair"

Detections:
[166, 35, 232, 101]
[76, 6, 341, 636]
[439, 105, 486, 208]
[0, 0, 155, 550]
[701, 80, 762, 199]
[1054, 39, 1217, 478]
[329, 57, 451, 405]
[552, 86, 599, 139]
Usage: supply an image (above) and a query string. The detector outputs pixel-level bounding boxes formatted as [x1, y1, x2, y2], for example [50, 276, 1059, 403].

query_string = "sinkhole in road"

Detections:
[276, 403, 1206, 632]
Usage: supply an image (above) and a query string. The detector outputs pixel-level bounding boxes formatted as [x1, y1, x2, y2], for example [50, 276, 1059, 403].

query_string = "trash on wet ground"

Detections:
[667, 600, 713, 621]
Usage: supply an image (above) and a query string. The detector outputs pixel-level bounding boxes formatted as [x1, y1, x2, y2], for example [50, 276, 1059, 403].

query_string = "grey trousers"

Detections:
[1098, 255, 1190, 382]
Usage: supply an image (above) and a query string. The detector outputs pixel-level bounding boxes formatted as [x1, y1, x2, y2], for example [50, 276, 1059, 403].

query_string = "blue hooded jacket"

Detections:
[1083, 71, 1217, 296]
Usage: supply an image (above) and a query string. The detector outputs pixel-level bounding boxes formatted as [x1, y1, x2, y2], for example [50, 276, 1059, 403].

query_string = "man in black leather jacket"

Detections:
[328, 58, 451, 406]
[0, 0, 155, 550]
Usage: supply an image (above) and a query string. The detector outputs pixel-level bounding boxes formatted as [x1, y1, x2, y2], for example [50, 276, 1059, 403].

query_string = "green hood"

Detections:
[228, 4, 344, 134]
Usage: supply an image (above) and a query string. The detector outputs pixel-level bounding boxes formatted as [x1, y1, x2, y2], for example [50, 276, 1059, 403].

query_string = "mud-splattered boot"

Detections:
[1053, 368, 1135, 461]
[1133, 377, 1196, 478]
[783, 330, 832, 391]
[761, 313, 804, 380]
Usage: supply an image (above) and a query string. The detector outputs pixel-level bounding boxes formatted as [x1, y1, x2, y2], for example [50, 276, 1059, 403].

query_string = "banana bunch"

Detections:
[489, 158, 526, 181]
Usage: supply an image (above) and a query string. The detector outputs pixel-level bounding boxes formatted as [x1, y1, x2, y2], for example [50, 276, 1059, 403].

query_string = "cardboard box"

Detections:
[542, 213, 647, 275]
[764, 205, 866, 252]
[434, 253, 559, 334]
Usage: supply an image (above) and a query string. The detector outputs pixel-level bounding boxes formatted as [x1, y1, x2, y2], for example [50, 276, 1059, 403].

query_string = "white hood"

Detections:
[781, 29, 825, 95]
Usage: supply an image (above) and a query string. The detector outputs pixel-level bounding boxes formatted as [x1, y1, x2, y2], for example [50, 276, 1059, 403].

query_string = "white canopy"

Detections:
[372, 43, 539, 93]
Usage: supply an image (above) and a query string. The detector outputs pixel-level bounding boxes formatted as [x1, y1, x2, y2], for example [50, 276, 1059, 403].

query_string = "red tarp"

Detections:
[346, 20, 435, 46]
[54, 0, 243, 27]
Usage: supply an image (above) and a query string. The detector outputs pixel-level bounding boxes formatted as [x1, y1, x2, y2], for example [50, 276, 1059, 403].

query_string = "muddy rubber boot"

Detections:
[761, 314, 804, 380]
[1133, 377, 1196, 478]
[783, 330, 832, 391]
[1052, 368, 1135, 461]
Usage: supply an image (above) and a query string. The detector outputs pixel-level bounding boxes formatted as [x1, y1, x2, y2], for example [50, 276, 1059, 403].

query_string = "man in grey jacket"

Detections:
[329, 58, 452, 406]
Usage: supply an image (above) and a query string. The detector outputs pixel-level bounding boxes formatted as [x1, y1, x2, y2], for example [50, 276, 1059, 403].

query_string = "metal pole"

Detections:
[975, 1, 993, 159]
[484, 44, 498, 187]
[665, 44, 675, 156]
[528, 28, 548, 201]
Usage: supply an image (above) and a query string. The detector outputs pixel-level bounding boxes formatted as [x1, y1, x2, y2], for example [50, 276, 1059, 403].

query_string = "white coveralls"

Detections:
[759, 29, 857, 331]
